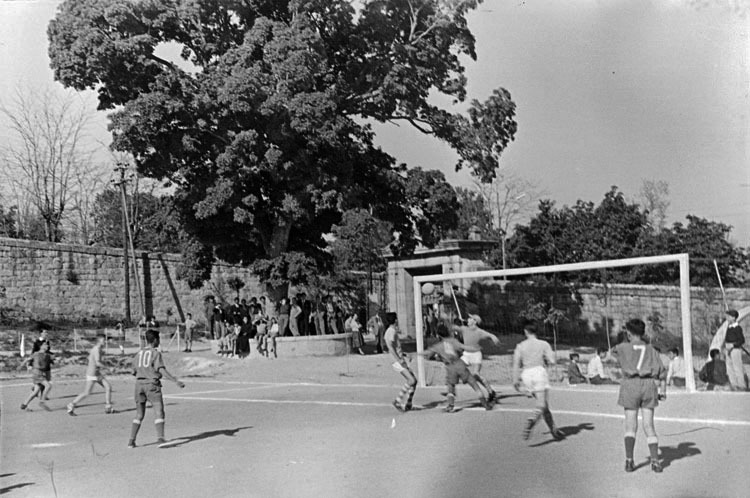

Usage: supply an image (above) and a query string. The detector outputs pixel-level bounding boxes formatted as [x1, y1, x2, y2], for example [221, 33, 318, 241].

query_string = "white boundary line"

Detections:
[166, 394, 750, 427]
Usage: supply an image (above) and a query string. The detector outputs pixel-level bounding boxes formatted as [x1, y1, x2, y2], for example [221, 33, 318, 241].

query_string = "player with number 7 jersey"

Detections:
[611, 319, 667, 473]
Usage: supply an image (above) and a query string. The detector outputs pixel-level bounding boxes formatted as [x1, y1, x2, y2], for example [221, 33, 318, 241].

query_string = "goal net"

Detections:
[412, 254, 699, 392]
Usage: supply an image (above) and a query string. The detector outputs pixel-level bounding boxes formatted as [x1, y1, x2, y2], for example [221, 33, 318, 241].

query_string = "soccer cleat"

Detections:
[625, 459, 635, 473]
[551, 429, 565, 441]
[404, 403, 413, 412]
[392, 401, 405, 413]
[443, 404, 455, 413]
[67, 403, 76, 416]
[487, 392, 497, 404]
[482, 398, 493, 411]
[651, 460, 663, 473]
[157, 438, 168, 448]
[104, 404, 114, 414]
[20, 403, 27, 411]
[127, 440, 136, 449]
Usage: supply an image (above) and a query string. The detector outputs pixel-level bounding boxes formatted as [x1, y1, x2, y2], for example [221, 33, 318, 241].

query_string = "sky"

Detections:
[1, 0, 748, 245]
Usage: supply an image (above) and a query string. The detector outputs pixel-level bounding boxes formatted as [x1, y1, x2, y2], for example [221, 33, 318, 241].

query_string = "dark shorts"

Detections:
[446, 360, 472, 386]
[32, 370, 51, 384]
[618, 377, 659, 410]
[134, 380, 163, 405]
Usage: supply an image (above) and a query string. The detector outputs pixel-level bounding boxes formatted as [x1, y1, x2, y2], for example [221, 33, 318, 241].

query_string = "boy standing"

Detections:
[67, 333, 113, 415]
[612, 318, 667, 473]
[20, 340, 53, 411]
[666, 348, 686, 388]
[384, 312, 418, 412]
[128, 329, 185, 448]
[421, 326, 492, 413]
[512, 320, 564, 440]
[699, 349, 731, 391]
[182, 313, 197, 352]
[724, 309, 746, 391]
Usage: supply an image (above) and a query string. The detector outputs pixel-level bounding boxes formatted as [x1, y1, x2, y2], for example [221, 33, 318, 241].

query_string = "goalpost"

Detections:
[412, 253, 696, 392]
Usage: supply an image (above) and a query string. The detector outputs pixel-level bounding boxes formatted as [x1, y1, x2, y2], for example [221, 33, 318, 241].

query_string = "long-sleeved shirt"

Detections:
[667, 356, 686, 383]
[587, 355, 607, 379]
[512, 337, 555, 381]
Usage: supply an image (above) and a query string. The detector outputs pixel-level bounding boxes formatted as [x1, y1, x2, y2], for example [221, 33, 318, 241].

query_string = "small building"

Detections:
[385, 237, 499, 338]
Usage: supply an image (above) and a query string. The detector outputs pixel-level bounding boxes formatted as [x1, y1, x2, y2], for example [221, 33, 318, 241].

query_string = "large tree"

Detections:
[48, 0, 517, 291]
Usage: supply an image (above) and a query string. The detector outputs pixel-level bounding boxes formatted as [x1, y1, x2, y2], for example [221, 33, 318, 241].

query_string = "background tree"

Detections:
[0, 87, 100, 242]
[48, 0, 517, 295]
[639, 179, 670, 232]
[446, 186, 495, 240]
[0, 204, 19, 238]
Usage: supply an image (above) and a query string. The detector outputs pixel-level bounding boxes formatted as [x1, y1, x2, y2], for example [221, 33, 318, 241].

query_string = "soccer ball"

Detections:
[421, 283, 435, 295]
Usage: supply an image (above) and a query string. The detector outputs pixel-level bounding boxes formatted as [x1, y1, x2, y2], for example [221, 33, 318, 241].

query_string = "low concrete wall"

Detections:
[211, 333, 354, 358]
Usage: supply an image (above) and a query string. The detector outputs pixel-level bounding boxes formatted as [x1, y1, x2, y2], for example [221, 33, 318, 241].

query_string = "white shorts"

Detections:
[461, 351, 483, 366]
[521, 366, 550, 393]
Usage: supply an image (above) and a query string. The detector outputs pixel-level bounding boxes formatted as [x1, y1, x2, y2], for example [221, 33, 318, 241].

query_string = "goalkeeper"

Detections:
[457, 314, 500, 404]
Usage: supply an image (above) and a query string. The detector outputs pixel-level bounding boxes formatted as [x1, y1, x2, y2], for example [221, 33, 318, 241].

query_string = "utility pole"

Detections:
[114, 162, 145, 322]
[113, 163, 131, 323]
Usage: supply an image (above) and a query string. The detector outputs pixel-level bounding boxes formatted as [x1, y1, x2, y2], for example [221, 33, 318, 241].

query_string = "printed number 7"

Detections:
[633, 345, 646, 371]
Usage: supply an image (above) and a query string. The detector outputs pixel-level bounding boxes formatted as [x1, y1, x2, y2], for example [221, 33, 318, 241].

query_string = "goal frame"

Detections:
[412, 253, 695, 391]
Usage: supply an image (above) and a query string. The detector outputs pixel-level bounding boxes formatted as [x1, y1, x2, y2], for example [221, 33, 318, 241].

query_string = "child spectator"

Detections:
[128, 329, 185, 448]
[268, 317, 279, 358]
[588, 348, 617, 385]
[699, 349, 731, 391]
[19, 340, 53, 411]
[255, 318, 268, 356]
[566, 353, 588, 384]
[666, 348, 686, 388]
[182, 312, 197, 353]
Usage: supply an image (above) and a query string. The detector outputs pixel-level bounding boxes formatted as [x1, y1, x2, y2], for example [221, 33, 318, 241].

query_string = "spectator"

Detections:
[666, 348, 686, 388]
[566, 353, 588, 384]
[588, 348, 617, 385]
[314, 297, 326, 335]
[298, 293, 311, 335]
[724, 309, 747, 391]
[278, 297, 291, 337]
[368, 313, 385, 354]
[326, 296, 339, 334]
[240, 298, 250, 321]
[289, 297, 302, 337]
[699, 349, 731, 391]
[229, 297, 243, 326]
[182, 313, 197, 353]
[268, 317, 279, 358]
[213, 303, 225, 340]
[347, 312, 365, 355]
[258, 296, 267, 317]
[255, 317, 268, 356]
[236, 315, 253, 358]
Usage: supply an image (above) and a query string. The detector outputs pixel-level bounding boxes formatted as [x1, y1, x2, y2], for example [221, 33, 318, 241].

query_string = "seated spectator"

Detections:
[566, 353, 588, 384]
[587, 348, 618, 384]
[666, 347, 686, 388]
[217, 325, 238, 357]
[699, 349, 731, 391]
[236, 315, 253, 358]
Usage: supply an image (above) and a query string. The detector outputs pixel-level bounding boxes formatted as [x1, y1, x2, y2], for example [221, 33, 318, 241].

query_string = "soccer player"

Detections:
[612, 318, 667, 473]
[384, 312, 417, 412]
[67, 332, 113, 415]
[458, 314, 500, 403]
[666, 348, 686, 388]
[19, 340, 53, 411]
[128, 329, 185, 448]
[421, 325, 492, 413]
[512, 320, 564, 441]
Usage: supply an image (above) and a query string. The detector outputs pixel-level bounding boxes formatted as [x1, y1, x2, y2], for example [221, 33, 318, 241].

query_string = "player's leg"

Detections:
[401, 367, 417, 410]
[464, 372, 492, 410]
[148, 386, 168, 444]
[444, 382, 457, 412]
[472, 362, 497, 403]
[68, 379, 96, 414]
[21, 384, 42, 410]
[623, 408, 639, 472]
[101, 377, 114, 413]
[40, 378, 52, 401]
[641, 407, 662, 472]
[539, 389, 564, 440]
[129, 385, 148, 448]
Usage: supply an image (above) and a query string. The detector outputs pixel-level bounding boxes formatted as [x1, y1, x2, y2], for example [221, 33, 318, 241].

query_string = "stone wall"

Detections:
[0, 237, 263, 326]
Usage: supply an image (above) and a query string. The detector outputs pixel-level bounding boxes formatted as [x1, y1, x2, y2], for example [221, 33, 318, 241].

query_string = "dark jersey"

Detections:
[427, 338, 476, 365]
[725, 324, 745, 348]
[612, 341, 666, 380]
[31, 351, 52, 373]
[132, 347, 165, 382]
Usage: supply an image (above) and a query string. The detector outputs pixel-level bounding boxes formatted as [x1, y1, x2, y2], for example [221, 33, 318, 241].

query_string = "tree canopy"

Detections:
[508, 187, 748, 286]
[48, 0, 517, 290]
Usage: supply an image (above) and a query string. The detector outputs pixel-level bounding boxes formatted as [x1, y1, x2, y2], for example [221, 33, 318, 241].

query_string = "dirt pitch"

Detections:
[2, 346, 750, 498]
